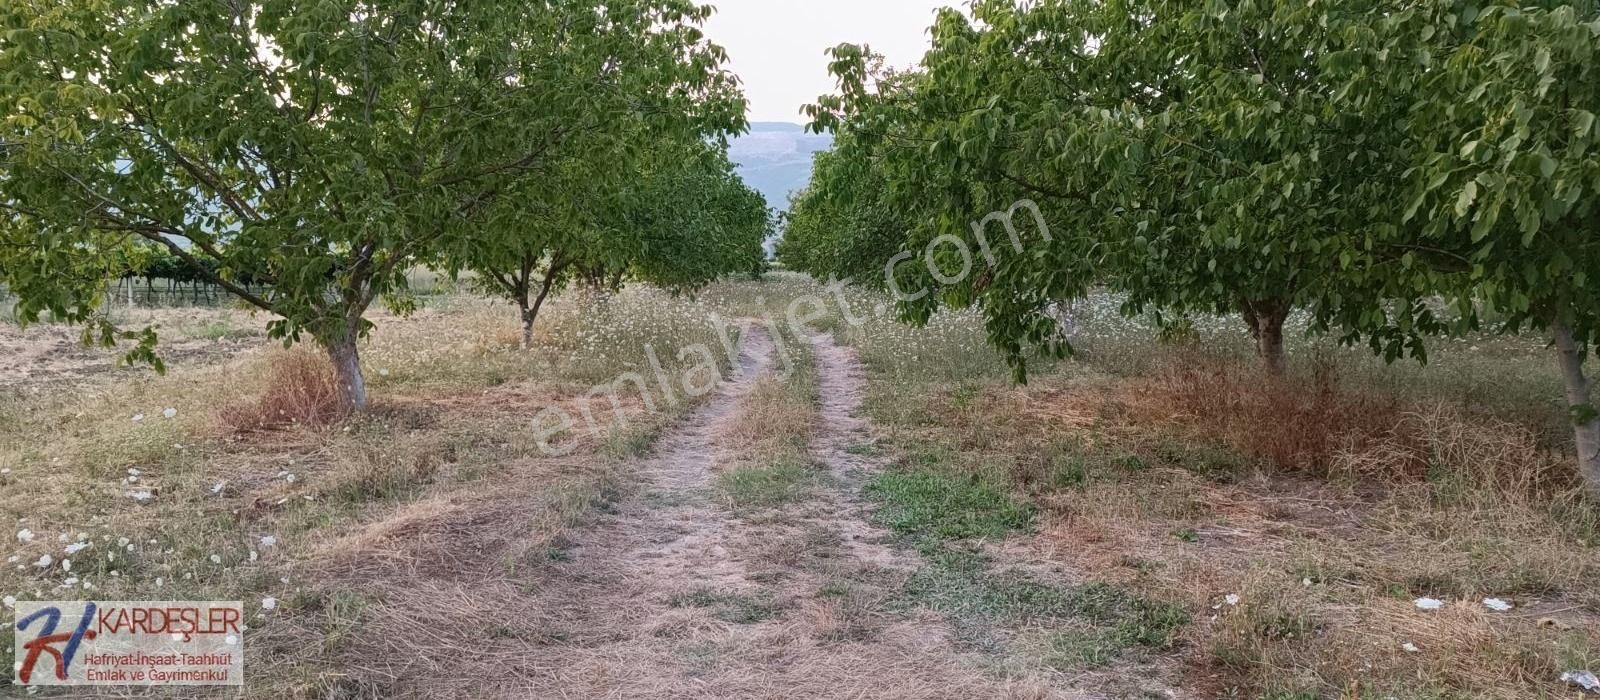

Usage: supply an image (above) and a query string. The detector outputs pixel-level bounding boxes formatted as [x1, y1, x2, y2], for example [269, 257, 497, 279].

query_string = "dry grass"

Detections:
[1137, 346, 1418, 478]
[721, 377, 816, 464]
[219, 348, 351, 432]
[1141, 346, 1595, 502]
[0, 282, 739, 697]
[6, 273, 1597, 698]
[714, 325, 826, 511]
[877, 364, 1599, 697]
[809, 286, 1600, 699]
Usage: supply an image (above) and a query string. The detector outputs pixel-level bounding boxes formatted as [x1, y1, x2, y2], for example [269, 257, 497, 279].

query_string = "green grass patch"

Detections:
[717, 460, 823, 510]
[865, 470, 1035, 540]
[902, 548, 1073, 623]
[603, 425, 659, 460]
[899, 544, 1188, 664]
[1043, 583, 1192, 668]
[668, 587, 783, 624]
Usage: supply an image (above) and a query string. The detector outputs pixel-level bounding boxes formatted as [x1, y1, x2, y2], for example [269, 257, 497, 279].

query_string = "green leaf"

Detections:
[1456, 181, 1478, 218]
[1538, 153, 1558, 179]
[1576, 110, 1596, 139]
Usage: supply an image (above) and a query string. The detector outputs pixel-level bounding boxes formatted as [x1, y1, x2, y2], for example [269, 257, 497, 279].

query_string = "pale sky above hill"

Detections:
[702, 0, 953, 123]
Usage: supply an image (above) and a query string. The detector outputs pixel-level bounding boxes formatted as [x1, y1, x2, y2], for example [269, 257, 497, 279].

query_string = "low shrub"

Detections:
[220, 348, 349, 431]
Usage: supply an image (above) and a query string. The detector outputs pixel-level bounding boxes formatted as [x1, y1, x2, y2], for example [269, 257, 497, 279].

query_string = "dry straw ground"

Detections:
[0, 273, 1595, 699]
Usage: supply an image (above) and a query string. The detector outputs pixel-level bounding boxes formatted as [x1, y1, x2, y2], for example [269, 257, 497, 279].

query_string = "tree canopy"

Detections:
[0, 0, 748, 408]
[452, 136, 770, 349]
[785, 0, 1600, 492]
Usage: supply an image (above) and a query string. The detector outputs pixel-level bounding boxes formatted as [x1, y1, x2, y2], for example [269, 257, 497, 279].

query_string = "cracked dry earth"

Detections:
[477, 326, 1078, 699]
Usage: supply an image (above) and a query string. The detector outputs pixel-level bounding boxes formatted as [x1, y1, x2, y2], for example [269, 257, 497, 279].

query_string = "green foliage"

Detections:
[453, 137, 770, 335]
[0, 0, 746, 404]
[797, 1, 1468, 377]
[777, 132, 905, 286]
[1351, 2, 1600, 345]
[790, 0, 1600, 488]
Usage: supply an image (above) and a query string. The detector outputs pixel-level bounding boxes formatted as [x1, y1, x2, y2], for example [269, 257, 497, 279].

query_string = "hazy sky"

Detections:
[702, 0, 951, 123]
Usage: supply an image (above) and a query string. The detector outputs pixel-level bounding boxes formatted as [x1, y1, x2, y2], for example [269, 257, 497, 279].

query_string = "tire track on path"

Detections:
[475, 326, 1074, 699]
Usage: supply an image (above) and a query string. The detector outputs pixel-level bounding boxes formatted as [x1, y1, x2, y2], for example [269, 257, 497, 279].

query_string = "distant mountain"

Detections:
[729, 122, 833, 212]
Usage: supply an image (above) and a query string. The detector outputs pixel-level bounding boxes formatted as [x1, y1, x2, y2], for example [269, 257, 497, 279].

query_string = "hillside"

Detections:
[729, 121, 833, 212]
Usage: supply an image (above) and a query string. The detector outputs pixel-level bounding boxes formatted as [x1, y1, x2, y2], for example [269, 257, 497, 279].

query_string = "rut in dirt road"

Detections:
[441, 325, 1071, 699]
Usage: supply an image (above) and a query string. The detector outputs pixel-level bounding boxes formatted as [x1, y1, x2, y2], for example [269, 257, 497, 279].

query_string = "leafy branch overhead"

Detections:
[783, 0, 1600, 494]
[0, 0, 757, 409]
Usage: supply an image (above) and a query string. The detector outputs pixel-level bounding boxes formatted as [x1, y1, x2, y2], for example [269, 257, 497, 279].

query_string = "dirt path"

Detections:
[407, 326, 1059, 699]
[318, 325, 1078, 698]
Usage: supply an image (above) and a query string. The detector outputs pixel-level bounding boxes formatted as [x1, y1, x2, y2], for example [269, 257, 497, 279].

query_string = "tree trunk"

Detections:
[1241, 299, 1290, 376]
[519, 302, 536, 351]
[1552, 318, 1600, 496]
[325, 335, 368, 412]
[516, 260, 562, 351]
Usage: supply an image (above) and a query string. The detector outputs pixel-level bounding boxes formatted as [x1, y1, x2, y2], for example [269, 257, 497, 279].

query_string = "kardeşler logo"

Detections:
[14, 601, 243, 686]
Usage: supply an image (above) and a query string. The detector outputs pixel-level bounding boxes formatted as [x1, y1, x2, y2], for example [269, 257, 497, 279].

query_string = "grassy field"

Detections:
[0, 286, 740, 696]
[1, 273, 1595, 698]
[811, 278, 1600, 699]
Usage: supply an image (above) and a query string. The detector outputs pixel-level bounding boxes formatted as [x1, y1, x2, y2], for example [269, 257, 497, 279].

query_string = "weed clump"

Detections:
[221, 348, 349, 431]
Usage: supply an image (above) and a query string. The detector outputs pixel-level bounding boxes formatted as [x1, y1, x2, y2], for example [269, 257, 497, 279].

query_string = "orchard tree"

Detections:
[779, 127, 909, 287]
[1353, 1, 1600, 493]
[615, 142, 770, 292]
[803, 0, 1450, 377]
[0, 0, 742, 410]
[455, 138, 769, 349]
